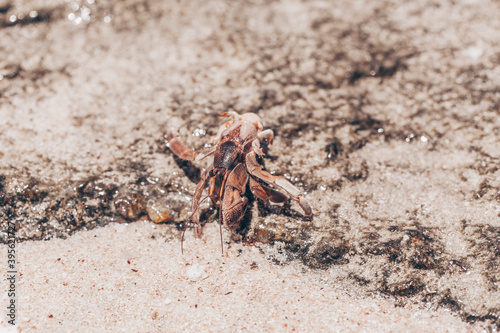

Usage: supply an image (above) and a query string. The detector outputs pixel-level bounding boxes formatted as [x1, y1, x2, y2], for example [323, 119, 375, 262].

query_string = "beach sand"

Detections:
[1, 0, 499, 331]
[5, 222, 474, 332]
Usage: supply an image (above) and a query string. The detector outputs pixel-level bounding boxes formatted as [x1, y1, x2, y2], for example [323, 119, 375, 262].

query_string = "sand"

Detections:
[1, 0, 499, 331]
[3, 222, 474, 332]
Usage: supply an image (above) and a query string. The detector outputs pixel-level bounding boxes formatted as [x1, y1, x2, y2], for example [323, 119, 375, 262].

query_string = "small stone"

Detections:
[114, 191, 146, 220]
[146, 204, 171, 223]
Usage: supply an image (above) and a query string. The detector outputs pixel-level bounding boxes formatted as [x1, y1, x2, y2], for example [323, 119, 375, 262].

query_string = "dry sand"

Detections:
[6, 222, 475, 332]
[1, 0, 499, 331]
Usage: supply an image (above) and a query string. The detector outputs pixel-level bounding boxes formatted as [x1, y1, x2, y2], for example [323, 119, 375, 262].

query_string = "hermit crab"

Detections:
[166, 111, 312, 249]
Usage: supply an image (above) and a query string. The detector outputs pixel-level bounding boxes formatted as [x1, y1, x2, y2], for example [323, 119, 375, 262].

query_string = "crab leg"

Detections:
[221, 191, 248, 233]
[190, 168, 212, 238]
[221, 163, 250, 232]
[207, 173, 222, 205]
[249, 177, 288, 204]
[166, 130, 216, 162]
[245, 151, 312, 215]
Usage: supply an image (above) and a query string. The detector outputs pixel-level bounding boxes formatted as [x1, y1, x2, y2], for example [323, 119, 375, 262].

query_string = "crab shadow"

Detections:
[172, 154, 201, 184]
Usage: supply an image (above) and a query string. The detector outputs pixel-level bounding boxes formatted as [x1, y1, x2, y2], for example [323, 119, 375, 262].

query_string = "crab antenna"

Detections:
[181, 223, 187, 254]
[219, 208, 224, 255]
